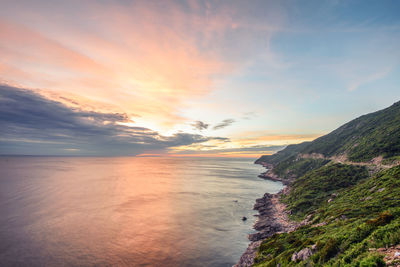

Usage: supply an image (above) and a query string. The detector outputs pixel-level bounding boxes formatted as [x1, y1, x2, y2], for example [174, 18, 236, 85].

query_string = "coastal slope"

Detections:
[239, 101, 400, 266]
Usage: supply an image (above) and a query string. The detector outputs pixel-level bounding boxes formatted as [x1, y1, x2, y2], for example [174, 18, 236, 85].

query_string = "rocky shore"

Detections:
[235, 164, 297, 267]
[257, 162, 291, 185]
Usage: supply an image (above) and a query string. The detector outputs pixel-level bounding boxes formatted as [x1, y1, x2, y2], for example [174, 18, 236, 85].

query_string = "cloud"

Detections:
[242, 111, 257, 120]
[191, 120, 209, 131]
[347, 66, 393, 91]
[168, 144, 286, 158]
[0, 85, 227, 155]
[213, 119, 235, 130]
[0, 0, 284, 128]
[172, 144, 285, 154]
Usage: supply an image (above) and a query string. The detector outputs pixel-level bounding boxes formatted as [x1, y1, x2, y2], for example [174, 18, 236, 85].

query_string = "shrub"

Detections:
[320, 238, 339, 263]
[358, 254, 385, 267]
[367, 211, 394, 227]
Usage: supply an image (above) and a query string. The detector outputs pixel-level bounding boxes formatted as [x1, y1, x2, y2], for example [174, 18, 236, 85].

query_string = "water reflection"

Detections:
[0, 157, 282, 266]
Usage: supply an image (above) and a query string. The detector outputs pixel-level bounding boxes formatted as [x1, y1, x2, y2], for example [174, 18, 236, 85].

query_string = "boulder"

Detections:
[291, 247, 313, 262]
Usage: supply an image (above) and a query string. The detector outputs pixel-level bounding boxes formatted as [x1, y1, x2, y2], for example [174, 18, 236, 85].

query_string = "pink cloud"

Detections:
[0, 1, 282, 128]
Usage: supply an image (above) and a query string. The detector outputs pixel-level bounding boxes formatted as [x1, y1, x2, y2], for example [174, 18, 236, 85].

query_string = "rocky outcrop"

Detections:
[234, 240, 263, 267]
[235, 191, 299, 267]
[299, 153, 325, 160]
[235, 160, 305, 267]
[373, 245, 400, 266]
[291, 245, 317, 262]
[257, 162, 291, 185]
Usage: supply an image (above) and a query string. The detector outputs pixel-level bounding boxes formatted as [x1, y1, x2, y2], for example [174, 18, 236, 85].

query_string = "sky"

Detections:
[0, 0, 399, 157]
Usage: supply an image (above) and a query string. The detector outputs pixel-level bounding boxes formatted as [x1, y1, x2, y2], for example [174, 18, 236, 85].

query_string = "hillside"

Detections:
[257, 101, 400, 165]
[248, 101, 400, 266]
[253, 166, 400, 266]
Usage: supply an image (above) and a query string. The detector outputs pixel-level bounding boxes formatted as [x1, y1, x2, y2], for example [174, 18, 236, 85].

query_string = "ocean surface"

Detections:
[0, 156, 283, 267]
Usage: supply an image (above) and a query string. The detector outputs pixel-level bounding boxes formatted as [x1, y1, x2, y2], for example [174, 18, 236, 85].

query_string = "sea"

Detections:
[0, 156, 283, 266]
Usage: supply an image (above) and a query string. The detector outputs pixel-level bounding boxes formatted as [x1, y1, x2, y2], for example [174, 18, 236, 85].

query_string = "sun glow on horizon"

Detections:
[1, 0, 399, 156]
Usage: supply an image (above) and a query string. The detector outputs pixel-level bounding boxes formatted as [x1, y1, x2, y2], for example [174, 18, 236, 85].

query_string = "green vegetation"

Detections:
[252, 101, 400, 266]
[255, 142, 310, 165]
[382, 155, 400, 165]
[254, 165, 400, 266]
[303, 101, 400, 162]
[282, 163, 369, 219]
[257, 101, 400, 163]
[273, 158, 331, 180]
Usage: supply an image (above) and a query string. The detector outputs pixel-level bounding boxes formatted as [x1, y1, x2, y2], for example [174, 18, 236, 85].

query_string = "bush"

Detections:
[320, 238, 339, 263]
[367, 211, 394, 227]
[358, 254, 385, 267]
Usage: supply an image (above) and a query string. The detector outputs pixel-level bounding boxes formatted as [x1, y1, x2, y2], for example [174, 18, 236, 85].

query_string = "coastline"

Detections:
[235, 163, 296, 267]
[257, 162, 291, 186]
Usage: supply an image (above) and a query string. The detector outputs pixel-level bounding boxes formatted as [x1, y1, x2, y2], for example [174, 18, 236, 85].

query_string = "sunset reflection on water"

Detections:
[0, 157, 282, 266]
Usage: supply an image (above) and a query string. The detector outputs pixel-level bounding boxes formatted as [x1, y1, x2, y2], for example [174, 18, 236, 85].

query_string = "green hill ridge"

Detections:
[253, 101, 400, 266]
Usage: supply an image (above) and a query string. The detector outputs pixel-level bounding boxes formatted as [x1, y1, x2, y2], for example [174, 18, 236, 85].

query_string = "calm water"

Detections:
[0, 157, 282, 266]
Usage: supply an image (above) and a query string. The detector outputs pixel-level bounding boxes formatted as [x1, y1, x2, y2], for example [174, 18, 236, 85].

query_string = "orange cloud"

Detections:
[166, 153, 264, 158]
[166, 131, 322, 157]
[0, 20, 109, 75]
[235, 133, 322, 145]
[0, 1, 247, 130]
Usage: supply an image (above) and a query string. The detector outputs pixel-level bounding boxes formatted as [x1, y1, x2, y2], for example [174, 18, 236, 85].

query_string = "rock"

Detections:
[298, 247, 313, 261]
[378, 187, 385, 192]
[291, 253, 297, 262]
[375, 245, 400, 265]
[312, 221, 327, 227]
[234, 240, 263, 267]
[236, 184, 298, 266]
[242, 216, 247, 221]
[328, 198, 333, 203]
[248, 224, 282, 241]
[292, 247, 313, 262]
